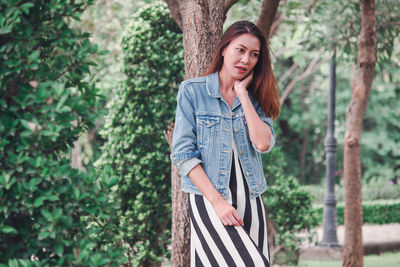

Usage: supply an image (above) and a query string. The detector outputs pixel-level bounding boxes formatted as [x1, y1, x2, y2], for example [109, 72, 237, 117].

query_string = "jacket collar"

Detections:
[206, 72, 221, 98]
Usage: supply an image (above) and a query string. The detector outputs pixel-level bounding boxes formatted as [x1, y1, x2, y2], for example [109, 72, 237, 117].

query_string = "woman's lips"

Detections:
[235, 66, 247, 74]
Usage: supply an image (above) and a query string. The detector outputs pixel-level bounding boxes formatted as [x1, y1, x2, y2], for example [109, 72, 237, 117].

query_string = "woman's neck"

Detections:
[218, 69, 235, 94]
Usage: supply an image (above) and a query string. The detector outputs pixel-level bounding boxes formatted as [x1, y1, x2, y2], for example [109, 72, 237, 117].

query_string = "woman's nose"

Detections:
[241, 53, 250, 64]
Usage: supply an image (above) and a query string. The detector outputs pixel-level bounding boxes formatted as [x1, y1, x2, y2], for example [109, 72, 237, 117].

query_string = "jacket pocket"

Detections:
[196, 115, 220, 147]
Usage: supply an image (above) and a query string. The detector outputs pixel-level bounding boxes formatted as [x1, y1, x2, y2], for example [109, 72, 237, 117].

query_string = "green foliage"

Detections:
[78, 0, 154, 96]
[0, 0, 124, 264]
[283, 0, 400, 63]
[314, 199, 400, 225]
[257, 0, 400, 185]
[305, 178, 400, 205]
[264, 174, 318, 265]
[95, 2, 184, 266]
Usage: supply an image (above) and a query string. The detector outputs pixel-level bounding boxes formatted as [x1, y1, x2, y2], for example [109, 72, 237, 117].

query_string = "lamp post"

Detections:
[321, 48, 340, 247]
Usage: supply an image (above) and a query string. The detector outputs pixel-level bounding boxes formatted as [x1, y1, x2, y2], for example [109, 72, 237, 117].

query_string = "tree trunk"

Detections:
[179, 1, 225, 79]
[71, 140, 83, 170]
[165, 1, 225, 266]
[256, 0, 281, 42]
[299, 85, 310, 182]
[342, 1, 376, 267]
[165, 0, 282, 265]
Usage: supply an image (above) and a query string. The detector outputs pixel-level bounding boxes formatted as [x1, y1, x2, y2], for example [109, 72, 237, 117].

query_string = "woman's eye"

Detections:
[236, 48, 244, 52]
[253, 52, 259, 57]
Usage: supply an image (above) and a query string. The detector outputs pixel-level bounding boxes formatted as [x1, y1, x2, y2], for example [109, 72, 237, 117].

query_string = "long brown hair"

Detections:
[203, 21, 280, 119]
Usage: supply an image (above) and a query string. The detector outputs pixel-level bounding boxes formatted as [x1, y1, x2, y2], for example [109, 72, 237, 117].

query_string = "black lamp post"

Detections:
[321, 48, 340, 247]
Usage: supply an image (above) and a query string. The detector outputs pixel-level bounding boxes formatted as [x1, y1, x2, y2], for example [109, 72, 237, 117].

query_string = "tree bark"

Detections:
[256, 0, 281, 42]
[342, 1, 376, 267]
[165, 1, 225, 266]
[165, 0, 182, 30]
[179, 1, 225, 79]
[224, 0, 240, 15]
[299, 85, 310, 182]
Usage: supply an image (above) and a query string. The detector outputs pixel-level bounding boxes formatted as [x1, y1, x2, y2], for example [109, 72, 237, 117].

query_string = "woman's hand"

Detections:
[234, 71, 253, 97]
[212, 198, 244, 227]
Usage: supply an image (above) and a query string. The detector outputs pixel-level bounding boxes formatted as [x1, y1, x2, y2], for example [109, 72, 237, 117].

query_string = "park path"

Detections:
[315, 223, 400, 245]
[300, 223, 400, 260]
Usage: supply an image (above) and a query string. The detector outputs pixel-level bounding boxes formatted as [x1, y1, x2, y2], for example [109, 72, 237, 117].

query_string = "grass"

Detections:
[297, 251, 400, 267]
[162, 251, 400, 266]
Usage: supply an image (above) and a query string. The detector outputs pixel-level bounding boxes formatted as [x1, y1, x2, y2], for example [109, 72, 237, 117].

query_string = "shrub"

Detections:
[264, 175, 318, 265]
[303, 178, 400, 206]
[314, 199, 400, 225]
[0, 0, 124, 265]
[95, 2, 184, 266]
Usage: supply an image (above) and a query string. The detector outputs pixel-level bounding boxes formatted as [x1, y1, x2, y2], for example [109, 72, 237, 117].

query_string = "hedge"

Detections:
[95, 2, 183, 266]
[314, 199, 400, 225]
[0, 0, 125, 264]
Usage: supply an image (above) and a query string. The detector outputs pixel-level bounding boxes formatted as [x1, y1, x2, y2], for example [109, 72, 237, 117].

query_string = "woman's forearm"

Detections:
[237, 91, 271, 152]
[187, 164, 224, 205]
[187, 163, 244, 226]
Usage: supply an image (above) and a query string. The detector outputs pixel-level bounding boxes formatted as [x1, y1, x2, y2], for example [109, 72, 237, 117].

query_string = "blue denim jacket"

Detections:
[170, 72, 276, 199]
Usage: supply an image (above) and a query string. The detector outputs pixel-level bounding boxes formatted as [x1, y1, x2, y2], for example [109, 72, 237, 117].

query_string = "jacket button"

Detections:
[231, 112, 235, 116]
[240, 151, 244, 155]
[234, 129, 239, 133]
[246, 172, 249, 176]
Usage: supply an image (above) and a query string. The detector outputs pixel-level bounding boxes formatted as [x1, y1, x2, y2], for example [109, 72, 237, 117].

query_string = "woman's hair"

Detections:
[203, 20, 280, 119]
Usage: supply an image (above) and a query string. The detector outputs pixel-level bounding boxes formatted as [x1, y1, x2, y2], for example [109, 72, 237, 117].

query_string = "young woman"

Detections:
[171, 20, 280, 267]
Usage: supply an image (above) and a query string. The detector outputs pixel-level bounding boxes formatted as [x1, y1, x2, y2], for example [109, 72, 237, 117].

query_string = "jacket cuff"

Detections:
[253, 133, 275, 154]
[177, 157, 202, 176]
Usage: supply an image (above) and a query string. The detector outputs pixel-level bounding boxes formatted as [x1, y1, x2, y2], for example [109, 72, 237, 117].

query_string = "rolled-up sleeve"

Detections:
[253, 100, 276, 154]
[170, 82, 202, 176]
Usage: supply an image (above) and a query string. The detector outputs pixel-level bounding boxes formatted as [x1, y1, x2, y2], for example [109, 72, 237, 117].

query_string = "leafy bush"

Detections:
[314, 199, 400, 225]
[95, 1, 184, 266]
[0, 0, 124, 265]
[264, 175, 318, 265]
[304, 178, 400, 205]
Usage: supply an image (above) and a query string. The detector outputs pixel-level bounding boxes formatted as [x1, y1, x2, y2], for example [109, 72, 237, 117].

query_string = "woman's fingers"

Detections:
[223, 208, 243, 227]
[233, 210, 244, 226]
[212, 199, 244, 227]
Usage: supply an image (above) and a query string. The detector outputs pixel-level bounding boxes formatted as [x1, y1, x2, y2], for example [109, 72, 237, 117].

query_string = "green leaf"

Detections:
[0, 99, 6, 108]
[29, 63, 39, 70]
[1, 226, 17, 234]
[0, 25, 12, 34]
[7, 259, 18, 267]
[107, 177, 119, 188]
[55, 243, 64, 256]
[40, 209, 52, 221]
[56, 92, 69, 112]
[28, 50, 40, 61]
[73, 187, 80, 200]
[33, 196, 45, 207]
[38, 231, 49, 240]
[20, 3, 34, 15]
[53, 208, 62, 220]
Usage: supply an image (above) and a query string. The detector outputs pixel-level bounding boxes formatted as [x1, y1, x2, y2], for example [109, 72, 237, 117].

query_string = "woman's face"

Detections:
[221, 33, 260, 81]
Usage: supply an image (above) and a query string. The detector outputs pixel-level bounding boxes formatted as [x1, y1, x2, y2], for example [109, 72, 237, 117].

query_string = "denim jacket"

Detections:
[170, 72, 276, 199]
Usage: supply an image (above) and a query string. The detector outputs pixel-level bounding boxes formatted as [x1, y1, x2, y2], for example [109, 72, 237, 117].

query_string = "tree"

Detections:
[164, 0, 281, 265]
[343, 0, 376, 266]
[0, 0, 123, 264]
[164, 2, 224, 265]
[95, 2, 184, 266]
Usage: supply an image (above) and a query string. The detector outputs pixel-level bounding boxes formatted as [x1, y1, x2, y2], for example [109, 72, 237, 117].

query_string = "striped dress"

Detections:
[188, 141, 270, 267]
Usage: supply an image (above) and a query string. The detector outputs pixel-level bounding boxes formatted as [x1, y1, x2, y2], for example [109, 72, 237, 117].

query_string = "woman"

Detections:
[171, 20, 280, 267]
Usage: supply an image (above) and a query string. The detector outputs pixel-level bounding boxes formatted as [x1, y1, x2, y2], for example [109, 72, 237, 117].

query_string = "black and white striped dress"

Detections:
[188, 141, 270, 267]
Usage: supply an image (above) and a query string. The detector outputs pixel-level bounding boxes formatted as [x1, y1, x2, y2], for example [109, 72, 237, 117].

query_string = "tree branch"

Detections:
[165, 0, 182, 31]
[256, 0, 281, 42]
[280, 48, 327, 106]
[224, 0, 240, 15]
[278, 62, 298, 85]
